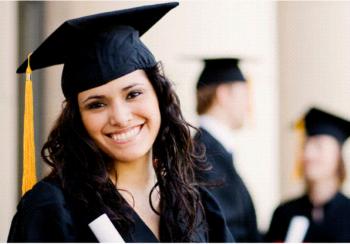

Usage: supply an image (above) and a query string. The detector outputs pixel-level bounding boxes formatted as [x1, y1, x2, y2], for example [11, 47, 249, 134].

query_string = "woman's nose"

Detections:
[109, 102, 132, 127]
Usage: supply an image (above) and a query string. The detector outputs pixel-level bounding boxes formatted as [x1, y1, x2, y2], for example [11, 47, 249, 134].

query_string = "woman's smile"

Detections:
[107, 124, 144, 144]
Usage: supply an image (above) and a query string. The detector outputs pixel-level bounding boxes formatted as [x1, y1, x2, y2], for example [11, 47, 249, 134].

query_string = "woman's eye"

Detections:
[127, 91, 142, 100]
[87, 102, 105, 110]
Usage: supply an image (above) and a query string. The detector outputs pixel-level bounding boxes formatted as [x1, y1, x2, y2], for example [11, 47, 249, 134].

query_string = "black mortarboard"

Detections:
[17, 2, 179, 98]
[303, 107, 350, 144]
[196, 58, 246, 89]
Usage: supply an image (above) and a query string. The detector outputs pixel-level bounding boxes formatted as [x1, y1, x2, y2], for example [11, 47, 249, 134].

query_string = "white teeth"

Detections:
[110, 126, 140, 142]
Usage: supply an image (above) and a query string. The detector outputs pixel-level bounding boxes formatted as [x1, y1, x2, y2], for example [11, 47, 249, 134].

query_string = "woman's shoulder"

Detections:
[275, 195, 308, 212]
[335, 192, 350, 203]
[330, 192, 350, 212]
[8, 177, 81, 242]
[18, 177, 66, 211]
[269, 195, 311, 225]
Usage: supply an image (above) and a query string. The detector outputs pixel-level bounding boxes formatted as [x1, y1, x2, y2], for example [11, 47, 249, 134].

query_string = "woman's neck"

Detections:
[111, 152, 160, 239]
[307, 178, 339, 207]
[112, 152, 156, 191]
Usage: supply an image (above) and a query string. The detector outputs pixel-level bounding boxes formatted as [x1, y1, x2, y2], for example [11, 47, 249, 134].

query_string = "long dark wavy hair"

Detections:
[41, 62, 205, 241]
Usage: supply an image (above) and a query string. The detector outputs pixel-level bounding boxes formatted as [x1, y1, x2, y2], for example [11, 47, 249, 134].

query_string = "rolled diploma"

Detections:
[285, 215, 310, 242]
[88, 213, 125, 243]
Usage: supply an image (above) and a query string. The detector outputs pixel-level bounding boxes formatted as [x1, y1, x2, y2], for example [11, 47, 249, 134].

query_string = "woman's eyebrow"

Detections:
[82, 95, 105, 104]
[82, 83, 144, 103]
[122, 83, 143, 91]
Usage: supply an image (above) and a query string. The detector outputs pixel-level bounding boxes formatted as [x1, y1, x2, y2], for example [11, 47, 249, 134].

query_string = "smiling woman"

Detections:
[7, 2, 234, 243]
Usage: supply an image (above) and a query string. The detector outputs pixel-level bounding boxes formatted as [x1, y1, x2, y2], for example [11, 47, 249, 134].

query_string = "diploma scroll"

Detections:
[285, 215, 310, 242]
[88, 213, 125, 243]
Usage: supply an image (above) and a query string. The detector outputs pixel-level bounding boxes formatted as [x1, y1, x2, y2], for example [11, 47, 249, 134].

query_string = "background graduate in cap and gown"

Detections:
[194, 58, 261, 242]
[7, 3, 234, 242]
[265, 107, 350, 242]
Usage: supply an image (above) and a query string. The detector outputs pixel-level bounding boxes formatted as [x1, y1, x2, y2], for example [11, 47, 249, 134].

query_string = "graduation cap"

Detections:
[17, 2, 179, 98]
[18, 2, 179, 194]
[303, 107, 350, 144]
[196, 58, 246, 89]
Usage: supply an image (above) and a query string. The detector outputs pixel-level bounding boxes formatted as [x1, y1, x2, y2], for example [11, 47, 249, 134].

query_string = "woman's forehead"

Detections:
[308, 134, 340, 146]
[78, 70, 151, 98]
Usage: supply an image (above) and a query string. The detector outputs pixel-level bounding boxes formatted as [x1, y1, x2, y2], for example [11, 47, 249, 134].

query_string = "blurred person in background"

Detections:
[194, 58, 261, 242]
[265, 107, 350, 242]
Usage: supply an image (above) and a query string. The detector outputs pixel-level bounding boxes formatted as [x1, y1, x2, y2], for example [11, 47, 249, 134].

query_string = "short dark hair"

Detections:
[196, 84, 219, 115]
[338, 154, 346, 185]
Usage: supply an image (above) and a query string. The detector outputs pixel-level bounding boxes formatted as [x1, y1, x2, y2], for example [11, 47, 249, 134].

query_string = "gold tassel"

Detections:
[292, 118, 305, 180]
[22, 54, 37, 195]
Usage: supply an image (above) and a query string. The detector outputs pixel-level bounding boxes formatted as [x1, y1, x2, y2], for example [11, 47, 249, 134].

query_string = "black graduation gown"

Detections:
[265, 192, 350, 242]
[194, 128, 260, 242]
[7, 178, 234, 242]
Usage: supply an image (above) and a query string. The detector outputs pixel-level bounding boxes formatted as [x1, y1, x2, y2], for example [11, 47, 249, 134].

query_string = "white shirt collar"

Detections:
[198, 115, 234, 153]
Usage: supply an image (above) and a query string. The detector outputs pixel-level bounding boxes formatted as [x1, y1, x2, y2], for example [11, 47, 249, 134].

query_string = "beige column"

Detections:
[0, 2, 18, 241]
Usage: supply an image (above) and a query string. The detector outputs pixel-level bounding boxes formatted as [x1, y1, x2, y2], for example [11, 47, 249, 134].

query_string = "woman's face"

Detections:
[302, 135, 341, 183]
[78, 69, 161, 164]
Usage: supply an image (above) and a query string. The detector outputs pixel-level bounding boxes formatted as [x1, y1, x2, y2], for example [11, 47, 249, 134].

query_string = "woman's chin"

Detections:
[110, 149, 151, 164]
